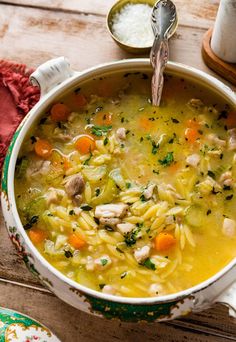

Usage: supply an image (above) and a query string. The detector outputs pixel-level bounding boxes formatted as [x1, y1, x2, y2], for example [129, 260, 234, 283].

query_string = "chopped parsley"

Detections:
[223, 185, 231, 191]
[206, 209, 212, 216]
[207, 170, 216, 179]
[64, 250, 73, 258]
[95, 188, 101, 196]
[91, 125, 112, 136]
[83, 153, 92, 165]
[151, 141, 159, 155]
[103, 137, 109, 146]
[158, 152, 174, 166]
[99, 284, 106, 289]
[80, 204, 93, 211]
[126, 182, 131, 189]
[23, 215, 39, 230]
[141, 258, 156, 270]
[69, 210, 75, 215]
[30, 136, 37, 144]
[226, 194, 233, 200]
[153, 169, 159, 174]
[124, 226, 142, 247]
[140, 194, 147, 202]
[100, 259, 108, 266]
[171, 117, 179, 123]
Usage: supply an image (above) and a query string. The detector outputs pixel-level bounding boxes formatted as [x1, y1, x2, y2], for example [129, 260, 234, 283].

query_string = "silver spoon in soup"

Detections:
[150, 0, 178, 106]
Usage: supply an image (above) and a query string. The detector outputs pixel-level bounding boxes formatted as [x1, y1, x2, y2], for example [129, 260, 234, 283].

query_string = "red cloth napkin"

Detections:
[0, 60, 40, 172]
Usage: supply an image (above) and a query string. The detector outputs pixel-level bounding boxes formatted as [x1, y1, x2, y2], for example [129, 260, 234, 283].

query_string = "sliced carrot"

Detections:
[154, 233, 176, 251]
[139, 117, 152, 131]
[75, 134, 96, 155]
[68, 233, 86, 249]
[184, 128, 200, 143]
[50, 103, 71, 122]
[225, 111, 236, 128]
[94, 112, 112, 126]
[29, 228, 47, 245]
[34, 139, 52, 159]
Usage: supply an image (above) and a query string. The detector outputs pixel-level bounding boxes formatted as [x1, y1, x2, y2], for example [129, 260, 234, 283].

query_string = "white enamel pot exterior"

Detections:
[1, 57, 236, 322]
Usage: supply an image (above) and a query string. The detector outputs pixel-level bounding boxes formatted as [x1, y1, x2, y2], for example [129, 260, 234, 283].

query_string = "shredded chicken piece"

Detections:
[134, 246, 150, 263]
[102, 285, 116, 295]
[207, 134, 226, 147]
[186, 154, 200, 167]
[219, 171, 233, 186]
[26, 160, 51, 179]
[45, 187, 65, 205]
[86, 256, 94, 271]
[116, 127, 126, 140]
[116, 222, 135, 234]
[222, 218, 236, 237]
[143, 183, 156, 200]
[228, 129, 236, 151]
[95, 203, 128, 219]
[188, 98, 204, 109]
[64, 173, 85, 198]
[94, 255, 112, 270]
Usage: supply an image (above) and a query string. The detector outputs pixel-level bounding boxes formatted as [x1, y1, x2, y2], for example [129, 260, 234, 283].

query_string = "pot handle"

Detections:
[30, 57, 75, 97]
[214, 281, 236, 318]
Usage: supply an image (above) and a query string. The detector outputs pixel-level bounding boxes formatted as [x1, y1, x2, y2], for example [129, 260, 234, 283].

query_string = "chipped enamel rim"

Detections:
[6, 59, 236, 305]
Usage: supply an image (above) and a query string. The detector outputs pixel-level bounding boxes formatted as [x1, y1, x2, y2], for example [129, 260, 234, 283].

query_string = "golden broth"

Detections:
[15, 72, 236, 297]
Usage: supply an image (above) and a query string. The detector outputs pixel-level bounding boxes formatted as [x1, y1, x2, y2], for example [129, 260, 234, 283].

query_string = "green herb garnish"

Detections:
[124, 227, 141, 247]
[207, 170, 216, 179]
[69, 210, 75, 216]
[101, 259, 108, 266]
[91, 125, 112, 136]
[141, 258, 156, 270]
[83, 152, 92, 165]
[80, 205, 93, 211]
[23, 215, 39, 230]
[64, 250, 73, 258]
[103, 137, 109, 146]
[158, 152, 174, 166]
[99, 284, 106, 289]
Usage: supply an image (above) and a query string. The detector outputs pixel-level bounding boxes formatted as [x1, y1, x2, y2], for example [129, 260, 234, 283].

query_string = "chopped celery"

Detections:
[82, 165, 107, 183]
[185, 205, 205, 228]
[91, 178, 118, 205]
[15, 157, 28, 179]
[109, 168, 126, 190]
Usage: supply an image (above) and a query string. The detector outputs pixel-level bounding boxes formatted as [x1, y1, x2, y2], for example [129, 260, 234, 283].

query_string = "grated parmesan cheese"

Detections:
[111, 3, 154, 48]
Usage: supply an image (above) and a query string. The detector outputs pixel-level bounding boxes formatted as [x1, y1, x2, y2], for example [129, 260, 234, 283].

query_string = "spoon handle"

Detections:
[150, 37, 169, 106]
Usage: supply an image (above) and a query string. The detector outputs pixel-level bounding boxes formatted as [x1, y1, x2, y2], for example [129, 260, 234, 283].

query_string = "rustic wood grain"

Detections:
[0, 0, 219, 29]
[0, 280, 235, 342]
[0, 3, 222, 79]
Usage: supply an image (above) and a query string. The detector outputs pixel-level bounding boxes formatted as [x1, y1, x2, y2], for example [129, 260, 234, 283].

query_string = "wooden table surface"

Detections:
[0, 0, 236, 341]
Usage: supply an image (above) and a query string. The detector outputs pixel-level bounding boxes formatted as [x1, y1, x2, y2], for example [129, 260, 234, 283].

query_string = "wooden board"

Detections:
[202, 28, 236, 85]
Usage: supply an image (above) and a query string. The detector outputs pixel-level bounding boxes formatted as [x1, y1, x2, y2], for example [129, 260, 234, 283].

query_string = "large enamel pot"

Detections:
[1, 57, 236, 322]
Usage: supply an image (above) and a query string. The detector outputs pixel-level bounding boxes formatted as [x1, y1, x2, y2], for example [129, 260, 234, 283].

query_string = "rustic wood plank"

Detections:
[0, 0, 219, 30]
[0, 280, 235, 342]
[0, 3, 223, 81]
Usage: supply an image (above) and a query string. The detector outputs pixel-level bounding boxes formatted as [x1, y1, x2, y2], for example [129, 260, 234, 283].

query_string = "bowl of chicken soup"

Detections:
[1, 57, 236, 322]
